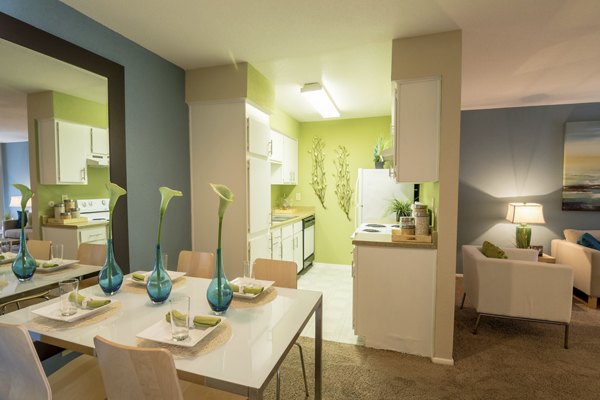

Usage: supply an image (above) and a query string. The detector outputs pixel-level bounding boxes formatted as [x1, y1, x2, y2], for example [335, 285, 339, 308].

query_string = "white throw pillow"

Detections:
[564, 229, 600, 243]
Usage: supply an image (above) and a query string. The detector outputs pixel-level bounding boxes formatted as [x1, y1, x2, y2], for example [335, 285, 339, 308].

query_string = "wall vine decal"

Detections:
[309, 136, 327, 209]
[333, 145, 353, 221]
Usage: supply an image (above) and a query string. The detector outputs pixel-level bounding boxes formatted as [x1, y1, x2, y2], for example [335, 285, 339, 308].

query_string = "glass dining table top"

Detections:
[0, 274, 323, 399]
[0, 262, 101, 304]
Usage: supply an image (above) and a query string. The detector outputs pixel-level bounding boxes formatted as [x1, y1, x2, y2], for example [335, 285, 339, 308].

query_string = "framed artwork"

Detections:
[563, 121, 600, 211]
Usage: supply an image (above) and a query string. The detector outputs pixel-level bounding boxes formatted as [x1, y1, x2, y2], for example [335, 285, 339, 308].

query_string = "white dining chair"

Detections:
[177, 250, 214, 279]
[93, 335, 246, 400]
[0, 322, 105, 400]
[27, 239, 52, 260]
[253, 258, 309, 399]
[77, 242, 106, 289]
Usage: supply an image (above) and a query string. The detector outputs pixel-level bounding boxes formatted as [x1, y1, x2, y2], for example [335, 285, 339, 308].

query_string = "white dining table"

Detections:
[0, 275, 323, 400]
[0, 262, 101, 305]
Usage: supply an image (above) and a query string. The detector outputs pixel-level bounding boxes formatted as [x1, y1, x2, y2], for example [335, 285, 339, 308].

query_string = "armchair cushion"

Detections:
[564, 229, 600, 243]
[481, 241, 507, 259]
[577, 233, 600, 251]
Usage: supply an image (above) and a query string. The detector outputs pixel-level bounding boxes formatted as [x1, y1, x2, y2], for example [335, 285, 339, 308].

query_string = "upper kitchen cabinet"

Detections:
[269, 130, 284, 164]
[37, 118, 89, 185]
[247, 117, 271, 158]
[271, 132, 298, 185]
[392, 77, 441, 183]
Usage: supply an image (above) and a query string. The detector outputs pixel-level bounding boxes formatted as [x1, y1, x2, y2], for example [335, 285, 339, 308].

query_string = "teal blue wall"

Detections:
[2, 142, 30, 217]
[0, 1, 191, 268]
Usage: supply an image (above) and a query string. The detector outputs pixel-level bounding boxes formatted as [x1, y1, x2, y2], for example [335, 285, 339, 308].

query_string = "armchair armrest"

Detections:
[552, 239, 600, 296]
[476, 258, 573, 323]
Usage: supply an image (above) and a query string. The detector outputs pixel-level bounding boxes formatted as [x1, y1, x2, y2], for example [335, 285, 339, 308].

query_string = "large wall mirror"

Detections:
[0, 12, 129, 267]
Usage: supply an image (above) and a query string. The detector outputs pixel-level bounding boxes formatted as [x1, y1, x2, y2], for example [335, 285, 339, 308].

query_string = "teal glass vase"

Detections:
[98, 238, 123, 295]
[146, 244, 172, 304]
[12, 228, 36, 281]
[206, 248, 233, 314]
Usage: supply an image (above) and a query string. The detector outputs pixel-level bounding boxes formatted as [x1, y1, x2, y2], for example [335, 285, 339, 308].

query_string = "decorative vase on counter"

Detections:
[375, 161, 384, 169]
[206, 248, 233, 314]
[12, 228, 36, 281]
[146, 244, 172, 303]
[98, 238, 123, 295]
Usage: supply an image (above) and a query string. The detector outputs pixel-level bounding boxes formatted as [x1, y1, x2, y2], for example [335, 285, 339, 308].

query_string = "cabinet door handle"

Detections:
[268, 140, 273, 157]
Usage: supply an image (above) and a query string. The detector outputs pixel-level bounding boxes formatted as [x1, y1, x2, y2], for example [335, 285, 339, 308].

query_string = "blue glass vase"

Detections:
[146, 244, 172, 304]
[12, 228, 36, 281]
[98, 238, 123, 295]
[206, 248, 233, 314]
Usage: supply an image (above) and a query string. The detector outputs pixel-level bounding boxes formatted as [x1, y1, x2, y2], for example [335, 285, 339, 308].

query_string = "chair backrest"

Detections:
[253, 258, 297, 289]
[177, 250, 214, 279]
[77, 243, 107, 266]
[0, 322, 51, 400]
[27, 240, 52, 260]
[93, 335, 184, 400]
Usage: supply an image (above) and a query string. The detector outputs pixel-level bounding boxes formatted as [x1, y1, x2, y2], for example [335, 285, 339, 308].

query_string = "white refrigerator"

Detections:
[355, 168, 414, 225]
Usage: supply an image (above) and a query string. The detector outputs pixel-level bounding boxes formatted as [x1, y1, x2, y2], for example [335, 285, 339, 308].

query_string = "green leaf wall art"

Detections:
[309, 136, 327, 209]
[333, 145, 353, 221]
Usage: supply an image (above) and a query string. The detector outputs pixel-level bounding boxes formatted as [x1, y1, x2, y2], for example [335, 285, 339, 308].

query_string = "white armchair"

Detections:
[461, 245, 574, 348]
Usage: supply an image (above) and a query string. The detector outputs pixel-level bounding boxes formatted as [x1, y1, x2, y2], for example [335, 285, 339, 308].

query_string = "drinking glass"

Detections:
[169, 294, 190, 341]
[242, 260, 254, 281]
[51, 244, 63, 262]
[59, 279, 78, 316]
[162, 253, 168, 271]
[0, 240, 10, 253]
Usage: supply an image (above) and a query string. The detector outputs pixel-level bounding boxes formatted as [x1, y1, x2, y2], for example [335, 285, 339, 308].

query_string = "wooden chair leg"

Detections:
[588, 296, 598, 309]
[564, 324, 569, 349]
[460, 293, 466, 309]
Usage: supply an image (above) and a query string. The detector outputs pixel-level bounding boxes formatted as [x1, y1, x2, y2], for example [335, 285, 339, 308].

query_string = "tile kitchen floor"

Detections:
[298, 262, 364, 346]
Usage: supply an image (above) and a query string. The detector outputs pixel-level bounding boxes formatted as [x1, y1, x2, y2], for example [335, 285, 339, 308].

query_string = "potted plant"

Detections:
[387, 198, 412, 222]
[373, 137, 389, 169]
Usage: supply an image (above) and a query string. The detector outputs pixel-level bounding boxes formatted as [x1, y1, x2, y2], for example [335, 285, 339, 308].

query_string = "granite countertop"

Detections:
[271, 206, 315, 228]
[352, 231, 438, 249]
[42, 220, 108, 229]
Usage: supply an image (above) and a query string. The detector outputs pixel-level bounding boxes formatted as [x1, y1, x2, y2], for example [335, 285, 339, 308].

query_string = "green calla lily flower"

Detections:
[157, 187, 183, 243]
[106, 182, 127, 240]
[210, 183, 234, 249]
[13, 184, 33, 210]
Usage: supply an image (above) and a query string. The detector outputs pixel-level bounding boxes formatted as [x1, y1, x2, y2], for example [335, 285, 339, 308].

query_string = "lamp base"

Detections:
[516, 225, 531, 249]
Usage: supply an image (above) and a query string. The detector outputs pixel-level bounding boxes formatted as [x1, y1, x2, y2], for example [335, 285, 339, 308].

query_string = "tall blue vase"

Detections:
[146, 244, 172, 304]
[206, 248, 233, 314]
[12, 228, 36, 281]
[98, 238, 123, 295]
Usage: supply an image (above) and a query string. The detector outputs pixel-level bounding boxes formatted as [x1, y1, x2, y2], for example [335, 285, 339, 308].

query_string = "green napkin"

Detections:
[231, 283, 264, 295]
[165, 311, 221, 327]
[68, 292, 111, 309]
[132, 272, 146, 281]
[42, 262, 59, 268]
[0, 254, 5, 260]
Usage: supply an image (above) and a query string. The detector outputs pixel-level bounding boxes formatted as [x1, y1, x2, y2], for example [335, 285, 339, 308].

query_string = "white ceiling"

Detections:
[50, 0, 600, 121]
[0, 38, 107, 142]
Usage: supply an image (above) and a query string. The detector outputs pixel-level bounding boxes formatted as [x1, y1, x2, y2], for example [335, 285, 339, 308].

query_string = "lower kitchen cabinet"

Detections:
[248, 233, 270, 265]
[281, 224, 294, 262]
[353, 243, 436, 357]
[292, 222, 303, 273]
[42, 222, 108, 260]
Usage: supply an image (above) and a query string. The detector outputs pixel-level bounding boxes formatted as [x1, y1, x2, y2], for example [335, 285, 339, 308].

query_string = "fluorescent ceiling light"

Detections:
[301, 82, 340, 118]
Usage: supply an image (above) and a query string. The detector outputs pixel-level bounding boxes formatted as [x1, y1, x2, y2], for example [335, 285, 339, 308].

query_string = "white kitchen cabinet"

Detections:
[293, 221, 303, 273]
[90, 127, 109, 156]
[282, 136, 298, 184]
[248, 233, 270, 265]
[42, 222, 107, 260]
[248, 158, 271, 234]
[247, 117, 271, 158]
[353, 243, 436, 357]
[269, 130, 284, 163]
[271, 227, 282, 260]
[38, 118, 90, 185]
[281, 224, 294, 262]
[393, 77, 441, 183]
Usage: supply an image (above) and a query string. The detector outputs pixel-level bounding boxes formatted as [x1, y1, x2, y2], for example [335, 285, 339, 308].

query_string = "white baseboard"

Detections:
[431, 357, 455, 366]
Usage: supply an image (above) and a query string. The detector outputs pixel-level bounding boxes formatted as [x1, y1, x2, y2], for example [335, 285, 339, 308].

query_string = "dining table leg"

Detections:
[315, 297, 322, 400]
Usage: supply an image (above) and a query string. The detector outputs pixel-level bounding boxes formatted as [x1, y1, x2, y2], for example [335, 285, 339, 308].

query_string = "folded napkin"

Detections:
[231, 283, 264, 295]
[68, 292, 111, 309]
[0, 254, 4, 260]
[132, 272, 147, 281]
[165, 311, 221, 327]
[42, 262, 59, 269]
[0, 279, 8, 289]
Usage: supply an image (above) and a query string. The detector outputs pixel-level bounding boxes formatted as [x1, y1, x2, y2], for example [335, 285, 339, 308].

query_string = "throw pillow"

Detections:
[564, 229, 600, 243]
[577, 233, 600, 251]
[15, 210, 27, 229]
[481, 241, 508, 259]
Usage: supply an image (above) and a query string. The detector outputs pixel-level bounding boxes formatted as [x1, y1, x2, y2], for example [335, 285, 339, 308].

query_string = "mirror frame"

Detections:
[0, 12, 129, 267]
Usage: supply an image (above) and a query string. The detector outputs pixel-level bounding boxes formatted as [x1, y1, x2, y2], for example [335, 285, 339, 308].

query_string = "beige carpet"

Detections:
[262, 279, 600, 399]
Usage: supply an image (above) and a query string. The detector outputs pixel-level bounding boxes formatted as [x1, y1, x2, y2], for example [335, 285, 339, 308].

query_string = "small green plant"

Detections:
[309, 137, 327, 209]
[4, 211, 12, 220]
[387, 198, 412, 222]
[373, 136, 389, 163]
[333, 145, 353, 221]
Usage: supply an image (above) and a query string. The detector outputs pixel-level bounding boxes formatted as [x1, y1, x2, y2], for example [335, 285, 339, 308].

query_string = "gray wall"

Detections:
[0, 1, 191, 268]
[2, 142, 30, 218]
[458, 103, 600, 273]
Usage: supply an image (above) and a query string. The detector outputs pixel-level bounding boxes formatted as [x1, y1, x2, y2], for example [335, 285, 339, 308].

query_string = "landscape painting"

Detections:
[563, 121, 600, 211]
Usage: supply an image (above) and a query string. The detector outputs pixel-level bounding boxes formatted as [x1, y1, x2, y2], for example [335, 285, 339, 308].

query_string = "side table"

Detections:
[538, 253, 556, 264]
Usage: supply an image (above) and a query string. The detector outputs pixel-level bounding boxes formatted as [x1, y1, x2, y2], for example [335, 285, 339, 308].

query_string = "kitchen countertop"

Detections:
[271, 206, 315, 228]
[352, 231, 437, 249]
[42, 220, 108, 229]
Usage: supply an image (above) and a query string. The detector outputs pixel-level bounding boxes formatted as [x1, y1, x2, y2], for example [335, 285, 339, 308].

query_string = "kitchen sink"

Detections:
[271, 215, 297, 222]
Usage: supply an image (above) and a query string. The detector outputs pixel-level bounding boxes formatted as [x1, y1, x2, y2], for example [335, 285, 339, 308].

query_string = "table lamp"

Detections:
[9, 196, 32, 209]
[506, 203, 545, 248]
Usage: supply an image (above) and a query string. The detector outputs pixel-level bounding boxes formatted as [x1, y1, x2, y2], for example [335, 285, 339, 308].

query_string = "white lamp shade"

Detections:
[300, 82, 340, 118]
[506, 203, 545, 224]
[9, 196, 32, 209]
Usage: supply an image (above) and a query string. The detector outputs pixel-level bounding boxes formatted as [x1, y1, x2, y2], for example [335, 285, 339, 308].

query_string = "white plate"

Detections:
[31, 298, 117, 322]
[127, 270, 186, 285]
[230, 277, 274, 299]
[35, 259, 79, 273]
[0, 252, 17, 265]
[136, 315, 225, 348]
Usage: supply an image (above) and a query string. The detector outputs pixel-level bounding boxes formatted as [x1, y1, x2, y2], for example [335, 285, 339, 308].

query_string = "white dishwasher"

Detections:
[302, 215, 315, 268]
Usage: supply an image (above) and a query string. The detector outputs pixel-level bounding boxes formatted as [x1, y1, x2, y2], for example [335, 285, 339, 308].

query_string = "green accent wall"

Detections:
[247, 64, 275, 114]
[270, 107, 300, 140]
[289, 116, 392, 265]
[35, 91, 110, 218]
[419, 181, 439, 231]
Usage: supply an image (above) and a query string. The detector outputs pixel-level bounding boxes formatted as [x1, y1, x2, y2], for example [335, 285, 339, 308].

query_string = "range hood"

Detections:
[86, 154, 109, 167]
